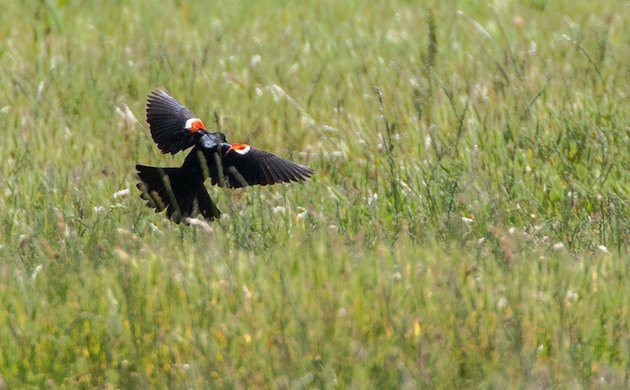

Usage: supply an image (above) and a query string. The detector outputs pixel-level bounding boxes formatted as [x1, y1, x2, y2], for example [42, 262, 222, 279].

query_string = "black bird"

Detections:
[136, 89, 313, 223]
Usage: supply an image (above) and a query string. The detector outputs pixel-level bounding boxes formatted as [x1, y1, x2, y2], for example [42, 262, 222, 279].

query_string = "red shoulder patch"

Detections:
[227, 143, 251, 155]
[185, 118, 206, 132]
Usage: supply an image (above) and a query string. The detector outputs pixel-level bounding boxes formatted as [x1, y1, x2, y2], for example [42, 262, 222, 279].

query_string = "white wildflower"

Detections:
[367, 192, 378, 207]
[113, 188, 130, 199]
[148, 222, 162, 234]
[186, 218, 213, 234]
[424, 134, 432, 149]
[597, 245, 610, 255]
[272, 206, 286, 214]
[566, 289, 578, 303]
[250, 54, 262, 67]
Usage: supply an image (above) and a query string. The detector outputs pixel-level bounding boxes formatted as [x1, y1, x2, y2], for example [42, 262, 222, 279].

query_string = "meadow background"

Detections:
[1, 0, 629, 388]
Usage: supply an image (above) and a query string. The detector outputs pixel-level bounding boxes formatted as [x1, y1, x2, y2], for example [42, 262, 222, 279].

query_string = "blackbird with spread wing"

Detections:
[136, 89, 313, 223]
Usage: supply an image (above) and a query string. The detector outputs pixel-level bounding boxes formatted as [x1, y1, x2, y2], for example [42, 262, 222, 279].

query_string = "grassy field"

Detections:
[1, 0, 629, 388]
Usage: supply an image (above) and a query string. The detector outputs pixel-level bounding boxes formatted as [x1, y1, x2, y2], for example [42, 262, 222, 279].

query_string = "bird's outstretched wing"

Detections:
[208, 144, 314, 188]
[146, 89, 207, 154]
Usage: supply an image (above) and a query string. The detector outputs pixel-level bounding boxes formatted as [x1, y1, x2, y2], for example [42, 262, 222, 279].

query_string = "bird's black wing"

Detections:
[146, 89, 206, 154]
[208, 145, 314, 188]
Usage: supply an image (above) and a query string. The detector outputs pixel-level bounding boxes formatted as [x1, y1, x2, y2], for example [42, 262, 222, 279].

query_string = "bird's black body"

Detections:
[136, 89, 313, 223]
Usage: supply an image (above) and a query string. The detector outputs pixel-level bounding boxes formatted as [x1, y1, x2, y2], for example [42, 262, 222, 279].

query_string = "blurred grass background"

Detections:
[0, 0, 629, 388]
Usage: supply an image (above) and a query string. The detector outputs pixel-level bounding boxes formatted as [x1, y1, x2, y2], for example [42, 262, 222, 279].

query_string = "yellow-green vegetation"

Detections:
[1, 0, 629, 388]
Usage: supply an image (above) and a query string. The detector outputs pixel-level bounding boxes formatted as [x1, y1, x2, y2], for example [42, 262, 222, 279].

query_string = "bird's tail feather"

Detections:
[136, 164, 221, 223]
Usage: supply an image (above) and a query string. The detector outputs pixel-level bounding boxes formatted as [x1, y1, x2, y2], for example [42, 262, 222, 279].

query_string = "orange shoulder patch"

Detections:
[185, 118, 206, 132]
[227, 143, 251, 155]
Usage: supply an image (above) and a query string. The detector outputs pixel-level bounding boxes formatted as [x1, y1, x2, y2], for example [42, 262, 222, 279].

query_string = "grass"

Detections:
[1, 0, 629, 388]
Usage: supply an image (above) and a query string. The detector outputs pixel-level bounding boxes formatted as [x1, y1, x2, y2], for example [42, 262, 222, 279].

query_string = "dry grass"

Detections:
[0, 0, 629, 387]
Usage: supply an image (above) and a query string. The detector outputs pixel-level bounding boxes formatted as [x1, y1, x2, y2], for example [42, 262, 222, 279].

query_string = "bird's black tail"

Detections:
[136, 164, 221, 223]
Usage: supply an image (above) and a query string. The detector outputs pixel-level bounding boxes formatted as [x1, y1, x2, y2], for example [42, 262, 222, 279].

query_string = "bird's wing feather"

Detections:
[146, 89, 204, 154]
[209, 146, 314, 188]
